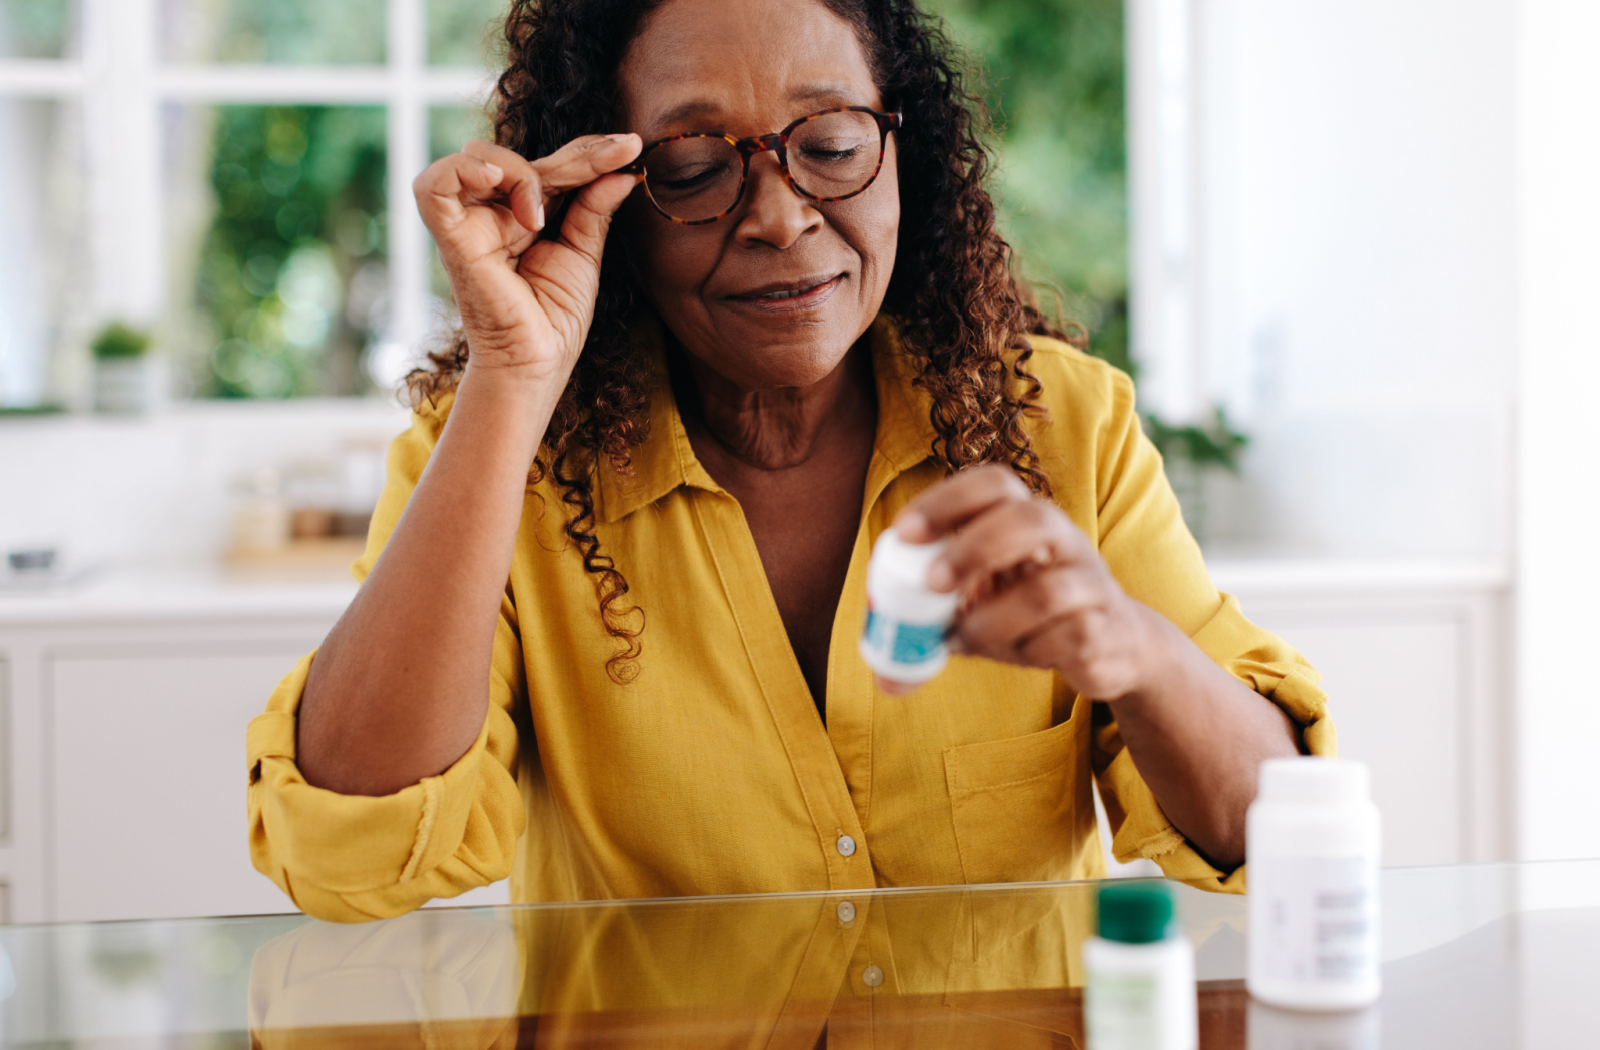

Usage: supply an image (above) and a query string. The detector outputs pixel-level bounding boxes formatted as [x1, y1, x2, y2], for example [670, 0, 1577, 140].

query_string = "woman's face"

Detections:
[616, 0, 899, 392]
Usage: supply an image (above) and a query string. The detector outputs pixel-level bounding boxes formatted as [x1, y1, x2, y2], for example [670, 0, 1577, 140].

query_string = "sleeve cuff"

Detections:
[247, 654, 498, 898]
[1102, 593, 1337, 894]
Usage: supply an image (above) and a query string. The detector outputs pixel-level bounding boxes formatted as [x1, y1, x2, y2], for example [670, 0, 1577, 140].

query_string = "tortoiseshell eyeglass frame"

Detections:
[618, 106, 904, 225]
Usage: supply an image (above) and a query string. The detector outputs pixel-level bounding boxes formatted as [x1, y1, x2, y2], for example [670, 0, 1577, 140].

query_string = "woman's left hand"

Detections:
[887, 464, 1167, 698]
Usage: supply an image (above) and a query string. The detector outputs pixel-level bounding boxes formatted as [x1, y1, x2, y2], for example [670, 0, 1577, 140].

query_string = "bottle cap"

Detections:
[1096, 881, 1176, 944]
[869, 529, 945, 585]
[866, 529, 958, 620]
[1257, 757, 1370, 807]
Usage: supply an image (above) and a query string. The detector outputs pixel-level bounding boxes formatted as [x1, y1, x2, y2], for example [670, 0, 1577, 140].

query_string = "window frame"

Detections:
[0, 0, 494, 401]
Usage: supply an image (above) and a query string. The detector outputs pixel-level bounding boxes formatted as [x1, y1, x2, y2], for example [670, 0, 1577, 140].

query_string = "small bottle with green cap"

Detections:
[1084, 881, 1198, 1050]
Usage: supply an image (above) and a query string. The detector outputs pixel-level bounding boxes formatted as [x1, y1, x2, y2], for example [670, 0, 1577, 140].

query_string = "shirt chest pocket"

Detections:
[942, 712, 1095, 886]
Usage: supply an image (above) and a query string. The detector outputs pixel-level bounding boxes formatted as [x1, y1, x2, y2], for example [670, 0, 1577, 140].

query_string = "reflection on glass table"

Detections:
[3, 860, 1597, 1049]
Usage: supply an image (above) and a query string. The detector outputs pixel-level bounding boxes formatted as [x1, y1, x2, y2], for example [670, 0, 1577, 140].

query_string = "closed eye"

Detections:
[654, 161, 733, 191]
[799, 141, 868, 163]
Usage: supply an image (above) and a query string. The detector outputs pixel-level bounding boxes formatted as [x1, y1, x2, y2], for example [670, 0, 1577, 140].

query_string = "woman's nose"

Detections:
[732, 151, 823, 249]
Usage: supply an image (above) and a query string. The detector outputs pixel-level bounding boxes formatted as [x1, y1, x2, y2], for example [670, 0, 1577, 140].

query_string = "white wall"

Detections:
[1186, 0, 1518, 559]
[1516, 0, 1600, 862]
[1187, 0, 1600, 861]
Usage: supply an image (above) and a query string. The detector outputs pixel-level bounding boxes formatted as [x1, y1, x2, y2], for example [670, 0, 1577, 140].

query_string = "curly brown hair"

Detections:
[408, 0, 1076, 680]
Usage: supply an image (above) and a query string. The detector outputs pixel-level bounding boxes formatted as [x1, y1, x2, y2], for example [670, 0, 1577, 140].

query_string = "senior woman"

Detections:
[248, 0, 1331, 922]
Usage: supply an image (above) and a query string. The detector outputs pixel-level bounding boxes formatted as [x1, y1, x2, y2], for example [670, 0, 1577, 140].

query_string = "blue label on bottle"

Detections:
[891, 621, 946, 664]
[863, 607, 887, 647]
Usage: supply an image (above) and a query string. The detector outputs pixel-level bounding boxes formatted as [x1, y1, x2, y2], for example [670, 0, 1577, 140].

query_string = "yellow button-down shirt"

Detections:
[248, 318, 1333, 922]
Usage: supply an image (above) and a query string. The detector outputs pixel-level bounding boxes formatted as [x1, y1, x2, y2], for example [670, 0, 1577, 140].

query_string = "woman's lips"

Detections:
[725, 274, 845, 315]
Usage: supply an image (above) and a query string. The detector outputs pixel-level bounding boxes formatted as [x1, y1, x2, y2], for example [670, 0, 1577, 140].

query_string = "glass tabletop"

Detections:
[3, 859, 1597, 1048]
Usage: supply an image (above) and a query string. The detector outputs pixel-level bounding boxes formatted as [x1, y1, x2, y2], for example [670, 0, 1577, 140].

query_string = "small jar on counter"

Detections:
[231, 467, 290, 554]
[858, 529, 958, 686]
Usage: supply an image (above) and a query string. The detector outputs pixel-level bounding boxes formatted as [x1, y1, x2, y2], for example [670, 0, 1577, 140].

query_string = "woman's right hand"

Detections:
[413, 134, 642, 385]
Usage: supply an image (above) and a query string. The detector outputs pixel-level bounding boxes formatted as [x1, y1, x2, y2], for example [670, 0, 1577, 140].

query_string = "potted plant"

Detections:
[91, 322, 156, 414]
[1144, 408, 1249, 545]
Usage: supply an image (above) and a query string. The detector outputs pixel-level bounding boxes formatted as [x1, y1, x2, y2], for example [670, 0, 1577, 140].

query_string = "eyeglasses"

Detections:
[619, 106, 903, 225]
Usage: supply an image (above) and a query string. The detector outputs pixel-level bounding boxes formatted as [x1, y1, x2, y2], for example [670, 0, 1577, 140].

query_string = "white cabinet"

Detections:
[1215, 561, 1512, 867]
[0, 573, 347, 923]
[0, 561, 1509, 923]
[0, 569, 510, 924]
[1263, 617, 1463, 865]
[48, 646, 315, 922]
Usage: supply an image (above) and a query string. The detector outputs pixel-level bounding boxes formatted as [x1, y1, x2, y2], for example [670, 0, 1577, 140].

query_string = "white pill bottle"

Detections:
[1084, 881, 1198, 1050]
[858, 529, 958, 685]
[1247, 757, 1382, 1010]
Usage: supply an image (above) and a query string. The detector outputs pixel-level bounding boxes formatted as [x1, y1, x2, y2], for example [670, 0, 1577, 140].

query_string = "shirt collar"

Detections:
[594, 314, 937, 524]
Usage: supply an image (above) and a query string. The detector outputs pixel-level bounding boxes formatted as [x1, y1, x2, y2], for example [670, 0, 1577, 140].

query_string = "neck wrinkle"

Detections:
[675, 336, 876, 473]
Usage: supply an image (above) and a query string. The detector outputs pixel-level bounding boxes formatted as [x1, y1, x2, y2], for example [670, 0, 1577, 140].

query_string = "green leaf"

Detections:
[1143, 407, 1250, 472]
[91, 323, 152, 360]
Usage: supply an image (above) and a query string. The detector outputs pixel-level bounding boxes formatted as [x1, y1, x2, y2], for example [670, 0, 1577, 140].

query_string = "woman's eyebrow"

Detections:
[650, 98, 722, 133]
[645, 83, 869, 137]
[788, 82, 864, 106]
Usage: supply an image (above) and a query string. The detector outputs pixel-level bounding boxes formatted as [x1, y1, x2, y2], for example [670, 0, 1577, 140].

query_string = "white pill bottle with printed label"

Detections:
[1247, 757, 1382, 1010]
[859, 529, 959, 686]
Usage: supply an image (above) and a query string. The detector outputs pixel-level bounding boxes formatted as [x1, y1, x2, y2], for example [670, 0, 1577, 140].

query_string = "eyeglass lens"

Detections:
[642, 110, 884, 223]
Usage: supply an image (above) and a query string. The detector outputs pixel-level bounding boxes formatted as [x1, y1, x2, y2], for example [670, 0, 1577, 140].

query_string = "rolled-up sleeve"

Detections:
[1081, 364, 1335, 894]
[247, 395, 528, 922]
[1092, 595, 1334, 893]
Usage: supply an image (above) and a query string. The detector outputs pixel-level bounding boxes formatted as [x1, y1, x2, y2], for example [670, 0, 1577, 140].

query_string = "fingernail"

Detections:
[535, 202, 545, 229]
[896, 510, 928, 539]
[927, 558, 954, 592]
[605, 132, 636, 143]
[483, 162, 504, 183]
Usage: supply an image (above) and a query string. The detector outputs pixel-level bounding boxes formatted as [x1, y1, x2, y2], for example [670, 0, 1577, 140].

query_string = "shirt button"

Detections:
[836, 835, 857, 857]
[836, 900, 857, 924]
[862, 965, 884, 987]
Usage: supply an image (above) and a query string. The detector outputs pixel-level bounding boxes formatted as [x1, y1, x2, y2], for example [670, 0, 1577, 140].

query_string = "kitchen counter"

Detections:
[0, 554, 1510, 628]
[0, 559, 359, 626]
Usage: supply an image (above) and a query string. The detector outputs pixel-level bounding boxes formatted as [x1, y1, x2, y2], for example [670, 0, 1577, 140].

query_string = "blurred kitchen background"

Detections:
[0, 0, 1596, 926]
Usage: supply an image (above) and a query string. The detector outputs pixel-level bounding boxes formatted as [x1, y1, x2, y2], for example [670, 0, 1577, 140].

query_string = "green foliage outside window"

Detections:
[0, 0, 73, 58]
[429, 0, 508, 66]
[927, 0, 1129, 377]
[198, 0, 385, 65]
[931, 0, 1245, 471]
[194, 106, 387, 398]
[180, 0, 1238, 470]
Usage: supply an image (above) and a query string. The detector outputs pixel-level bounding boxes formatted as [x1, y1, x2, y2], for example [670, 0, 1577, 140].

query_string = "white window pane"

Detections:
[0, 98, 88, 408]
[428, 0, 506, 67]
[159, 0, 385, 65]
[165, 104, 389, 398]
[0, 0, 78, 59]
